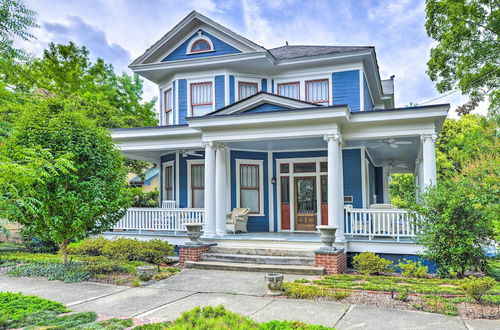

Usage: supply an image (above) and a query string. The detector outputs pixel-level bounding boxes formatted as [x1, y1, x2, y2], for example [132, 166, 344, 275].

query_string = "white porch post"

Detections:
[204, 142, 216, 236]
[421, 134, 437, 188]
[215, 143, 227, 235]
[324, 133, 344, 240]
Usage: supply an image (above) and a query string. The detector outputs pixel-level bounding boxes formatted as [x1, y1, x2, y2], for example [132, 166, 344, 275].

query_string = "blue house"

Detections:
[110, 11, 448, 268]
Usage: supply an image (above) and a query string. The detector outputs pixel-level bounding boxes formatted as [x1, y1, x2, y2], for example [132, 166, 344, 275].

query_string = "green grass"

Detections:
[313, 274, 500, 296]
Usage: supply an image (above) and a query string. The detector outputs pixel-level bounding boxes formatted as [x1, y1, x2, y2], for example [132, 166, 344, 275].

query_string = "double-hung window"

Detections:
[238, 160, 263, 214]
[190, 82, 212, 116]
[164, 88, 173, 125]
[305, 79, 329, 105]
[164, 163, 174, 200]
[277, 82, 300, 100]
[190, 163, 205, 208]
[238, 81, 258, 100]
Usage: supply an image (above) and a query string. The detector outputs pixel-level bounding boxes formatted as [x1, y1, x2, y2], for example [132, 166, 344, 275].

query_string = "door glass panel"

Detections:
[321, 176, 327, 204]
[296, 178, 315, 213]
[293, 162, 316, 173]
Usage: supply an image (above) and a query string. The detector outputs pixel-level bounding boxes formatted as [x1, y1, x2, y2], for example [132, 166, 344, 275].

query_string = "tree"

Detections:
[5, 96, 131, 263]
[388, 173, 416, 208]
[425, 0, 499, 115]
[409, 181, 495, 278]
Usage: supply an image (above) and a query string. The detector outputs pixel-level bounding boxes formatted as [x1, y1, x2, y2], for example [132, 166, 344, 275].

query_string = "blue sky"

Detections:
[18, 0, 487, 117]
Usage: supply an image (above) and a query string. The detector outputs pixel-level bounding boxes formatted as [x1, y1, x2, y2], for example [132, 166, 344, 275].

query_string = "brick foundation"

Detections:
[314, 248, 347, 275]
[178, 244, 212, 268]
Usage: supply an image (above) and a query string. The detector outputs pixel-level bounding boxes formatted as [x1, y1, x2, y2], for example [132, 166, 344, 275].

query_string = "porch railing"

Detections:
[344, 206, 418, 241]
[161, 200, 177, 208]
[113, 208, 205, 233]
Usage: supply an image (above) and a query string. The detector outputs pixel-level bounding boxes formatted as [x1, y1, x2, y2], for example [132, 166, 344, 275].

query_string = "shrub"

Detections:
[153, 267, 180, 281]
[397, 259, 428, 278]
[20, 229, 58, 253]
[259, 320, 333, 329]
[131, 188, 160, 208]
[353, 252, 393, 275]
[460, 276, 496, 302]
[134, 322, 172, 329]
[6, 262, 90, 283]
[102, 238, 142, 261]
[80, 256, 128, 275]
[67, 236, 109, 256]
[137, 239, 175, 270]
[18, 311, 97, 329]
[170, 305, 258, 329]
[0, 292, 68, 328]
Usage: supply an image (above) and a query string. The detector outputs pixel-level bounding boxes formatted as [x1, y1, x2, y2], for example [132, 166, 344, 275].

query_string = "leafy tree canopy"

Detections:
[425, 0, 499, 115]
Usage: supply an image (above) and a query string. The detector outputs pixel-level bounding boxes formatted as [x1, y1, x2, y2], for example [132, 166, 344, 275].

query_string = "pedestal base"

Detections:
[178, 243, 216, 268]
[314, 248, 347, 275]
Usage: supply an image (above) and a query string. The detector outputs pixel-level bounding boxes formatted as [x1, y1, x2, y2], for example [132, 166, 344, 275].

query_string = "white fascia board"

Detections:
[216, 94, 318, 115]
[275, 50, 372, 67]
[188, 107, 350, 129]
[118, 139, 202, 152]
[349, 105, 449, 124]
[343, 122, 437, 140]
[111, 126, 200, 139]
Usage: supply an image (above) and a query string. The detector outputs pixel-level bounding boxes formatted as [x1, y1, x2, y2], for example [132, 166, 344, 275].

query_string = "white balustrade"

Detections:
[113, 208, 205, 233]
[161, 200, 177, 208]
[344, 207, 418, 241]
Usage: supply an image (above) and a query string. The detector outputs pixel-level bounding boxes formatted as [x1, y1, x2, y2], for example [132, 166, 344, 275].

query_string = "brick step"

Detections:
[200, 253, 315, 266]
[207, 246, 315, 257]
[184, 260, 325, 275]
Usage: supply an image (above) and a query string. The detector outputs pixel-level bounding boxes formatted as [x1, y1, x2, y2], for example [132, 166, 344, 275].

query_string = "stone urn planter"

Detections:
[185, 223, 203, 245]
[264, 273, 284, 296]
[136, 265, 155, 285]
[316, 225, 338, 249]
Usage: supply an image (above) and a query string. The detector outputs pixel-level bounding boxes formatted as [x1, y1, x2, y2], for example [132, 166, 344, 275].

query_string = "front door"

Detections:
[294, 176, 317, 231]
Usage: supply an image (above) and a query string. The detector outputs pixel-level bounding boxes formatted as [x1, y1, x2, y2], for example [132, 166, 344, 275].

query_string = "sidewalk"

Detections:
[1, 270, 498, 330]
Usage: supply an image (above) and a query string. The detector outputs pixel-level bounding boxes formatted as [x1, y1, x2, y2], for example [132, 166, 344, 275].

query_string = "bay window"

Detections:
[238, 81, 258, 100]
[164, 88, 173, 125]
[191, 82, 213, 116]
[305, 79, 329, 105]
[277, 82, 300, 100]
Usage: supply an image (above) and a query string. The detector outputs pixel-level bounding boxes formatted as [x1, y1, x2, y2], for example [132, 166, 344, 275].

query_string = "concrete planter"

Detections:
[265, 273, 284, 296]
[316, 225, 338, 248]
[185, 224, 203, 245]
[136, 265, 155, 285]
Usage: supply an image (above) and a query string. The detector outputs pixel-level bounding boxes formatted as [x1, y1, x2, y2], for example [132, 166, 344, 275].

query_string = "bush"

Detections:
[153, 267, 180, 281]
[130, 188, 160, 208]
[137, 239, 175, 270]
[170, 305, 258, 329]
[353, 252, 393, 275]
[101, 238, 142, 261]
[460, 276, 496, 302]
[260, 320, 333, 329]
[67, 236, 109, 256]
[80, 256, 128, 275]
[397, 259, 428, 278]
[20, 229, 59, 253]
[6, 262, 91, 283]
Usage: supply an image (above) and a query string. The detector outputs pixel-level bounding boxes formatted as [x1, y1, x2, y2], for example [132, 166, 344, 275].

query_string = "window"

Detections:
[164, 88, 173, 125]
[190, 164, 205, 208]
[320, 162, 328, 172]
[190, 82, 212, 116]
[293, 162, 316, 173]
[280, 163, 289, 173]
[164, 164, 174, 200]
[191, 39, 211, 53]
[238, 81, 258, 100]
[237, 160, 263, 215]
[277, 82, 300, 99]
[305, 79, 329, 104]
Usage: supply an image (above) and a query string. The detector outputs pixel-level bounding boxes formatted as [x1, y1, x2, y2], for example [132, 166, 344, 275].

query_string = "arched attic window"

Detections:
[186, 32, 214, 54]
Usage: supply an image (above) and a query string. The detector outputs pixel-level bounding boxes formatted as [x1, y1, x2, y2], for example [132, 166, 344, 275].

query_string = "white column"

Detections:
[204, 142, 216, 236]
[421, 134, 437, 188]
[215, 143, 227, 235]
[324, 133, 344, 239]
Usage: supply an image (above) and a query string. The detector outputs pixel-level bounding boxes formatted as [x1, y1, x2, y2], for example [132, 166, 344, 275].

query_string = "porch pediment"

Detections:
[131, 11, 266, 66]
[210, 92, 320, 115]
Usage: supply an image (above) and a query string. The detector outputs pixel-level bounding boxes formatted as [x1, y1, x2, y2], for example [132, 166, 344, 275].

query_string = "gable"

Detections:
[244, 103, 291, 113]
[162, 30, 242, 62]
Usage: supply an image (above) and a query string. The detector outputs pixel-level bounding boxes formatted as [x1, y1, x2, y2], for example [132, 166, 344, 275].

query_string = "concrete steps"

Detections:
[185, 246, 324, 275]
[184, 260, 325, 275]
[200, 253, 315, 266]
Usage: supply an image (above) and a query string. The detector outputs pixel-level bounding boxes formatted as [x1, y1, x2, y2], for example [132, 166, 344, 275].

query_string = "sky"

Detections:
[17, 0, 489, 118]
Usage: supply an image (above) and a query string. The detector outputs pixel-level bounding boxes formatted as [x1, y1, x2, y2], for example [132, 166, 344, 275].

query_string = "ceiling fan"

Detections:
[387, 160, 408, 168]
[379, 138, 412, 148]
[181, 150, 203, 158]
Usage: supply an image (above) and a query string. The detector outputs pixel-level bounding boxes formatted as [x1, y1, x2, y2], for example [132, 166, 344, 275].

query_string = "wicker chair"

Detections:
[226, 208, 250, 234]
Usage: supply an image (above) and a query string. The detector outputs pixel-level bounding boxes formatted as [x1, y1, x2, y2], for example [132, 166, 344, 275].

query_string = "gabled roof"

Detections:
[131, 10, 267, 66]
[269, 45, 373, 60]
[206, 92, 320, 116]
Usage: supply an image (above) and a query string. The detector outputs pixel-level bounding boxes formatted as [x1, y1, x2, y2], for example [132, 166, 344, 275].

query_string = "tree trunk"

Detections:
[60, 241, 69, 265]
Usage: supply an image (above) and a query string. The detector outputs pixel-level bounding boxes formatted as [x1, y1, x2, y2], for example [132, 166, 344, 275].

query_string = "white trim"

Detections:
[267, 151, 274, 232]
[162, 161, 175, 203]
[236, 159, 265, 216]
[186, 33, 215, 55]
[187, 159, 205, 208]
[175, 151, 180, 202]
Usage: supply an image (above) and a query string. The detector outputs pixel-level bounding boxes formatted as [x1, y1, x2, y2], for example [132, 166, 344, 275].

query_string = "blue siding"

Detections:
[215, 75, 225, 109]
[229, 75, 235, 104]
[272, 149, 363, 231]
[160, 154, 176, 202]
[162, 30, 241, 62]
[230, 150, 269, 232]
[178, 79, 187, 124]
[375, 167, 384, 203]
[332, 70, 360, 112]
[245, 103, 290, 113]
[177, 152, 205, 208]
[363, 75, 374, 110]
[261, 79, 267, 92]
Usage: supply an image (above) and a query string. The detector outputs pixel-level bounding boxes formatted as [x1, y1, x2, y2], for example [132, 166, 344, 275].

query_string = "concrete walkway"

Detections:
[1, 270, 499, 329]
